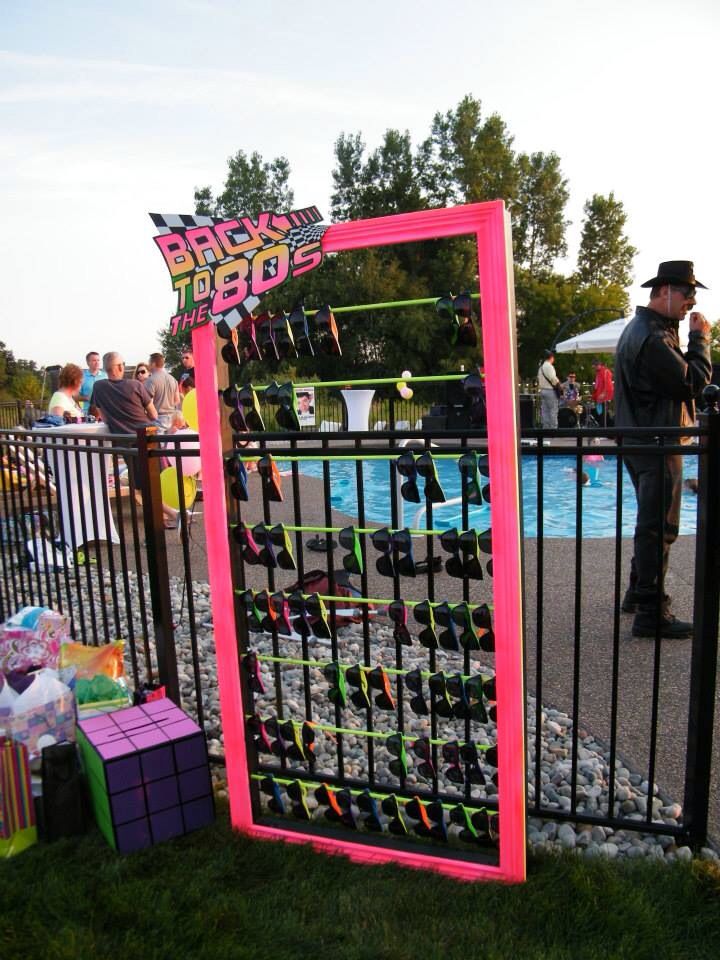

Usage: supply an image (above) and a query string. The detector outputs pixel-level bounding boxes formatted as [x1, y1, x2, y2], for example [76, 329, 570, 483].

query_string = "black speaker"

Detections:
[519, 394, 535, 429]
[422, 415, 447, 431]
[39, 742, 86, 841]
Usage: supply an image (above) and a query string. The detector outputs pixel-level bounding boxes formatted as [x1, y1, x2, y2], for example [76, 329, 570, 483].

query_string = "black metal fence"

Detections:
[1, 406, 718, 847]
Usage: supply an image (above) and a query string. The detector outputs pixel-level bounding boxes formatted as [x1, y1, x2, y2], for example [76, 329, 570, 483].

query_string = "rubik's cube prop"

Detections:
[76, 698, 214, 853]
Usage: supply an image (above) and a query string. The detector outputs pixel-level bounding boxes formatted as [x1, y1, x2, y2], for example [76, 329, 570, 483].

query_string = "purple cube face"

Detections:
[141, 745, 175, 782]
[146, 776, 180, 813]
[105, 755, 143, 794]
[150, 806, 185, 843]
[162, 719, 202, 742]
[96, 738, 137, 761]
[140, 697, 175, 716]
[79, 714, 116, 734]
[178, 766, 211, 803]
[129, 728, 169, 751]
[116, 818, 152, 854]
[111, 786, 147, 825]
[112, 706, 148, 729]
[173, 734, 207, 772]
[183, 795, 215, 832]
[90, 726, 130, 746]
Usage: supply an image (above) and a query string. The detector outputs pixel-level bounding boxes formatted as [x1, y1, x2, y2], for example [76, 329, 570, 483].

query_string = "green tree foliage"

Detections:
[0, 342, 44, 403]
[576, 192, 637, 288]
[194, 149, 294, 218]
[511, 152, 569, 274]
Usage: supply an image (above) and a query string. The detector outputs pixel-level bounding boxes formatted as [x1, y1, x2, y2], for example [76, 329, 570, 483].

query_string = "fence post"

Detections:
[136, 427, 180, 705]
[683, 385, 720, 848]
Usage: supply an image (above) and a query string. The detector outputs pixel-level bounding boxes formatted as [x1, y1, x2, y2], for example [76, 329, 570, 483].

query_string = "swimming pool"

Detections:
[296, 455, 699, 539]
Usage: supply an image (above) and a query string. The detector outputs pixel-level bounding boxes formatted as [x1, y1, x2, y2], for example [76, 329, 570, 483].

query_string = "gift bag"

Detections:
[0, 606, 70, 673]
[9, 669, 75, 761]
[0, 736, 37, 858]
[38, 742, 86, 842]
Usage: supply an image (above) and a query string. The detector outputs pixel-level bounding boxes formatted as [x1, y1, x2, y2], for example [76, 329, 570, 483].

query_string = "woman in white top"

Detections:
[48, 363, 84, 419]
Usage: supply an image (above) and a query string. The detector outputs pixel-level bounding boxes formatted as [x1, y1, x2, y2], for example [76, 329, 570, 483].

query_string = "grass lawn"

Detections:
[1, 802, 719, 960]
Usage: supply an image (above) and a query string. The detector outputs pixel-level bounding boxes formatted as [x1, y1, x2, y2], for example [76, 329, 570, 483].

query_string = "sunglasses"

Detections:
[439, 528, 484, 581]
[414, 599, 439, 650]
[233, 523, 262, 566]
[456, 742, 486, 785]
[274, 382, 301, 432]
[247, 714, 273, 755]
[257, 454, 284, 502]
[458, 451, 491, 506]
[415, 452, 446, 503]
[411, 736, 436, 781]
[345, 663, 371, 710]
[368, 665, 395, 711]
[449, 802, 489, 843]
[288, 590, 331, 639]
[436, 292, 476, 349]
[451, 602, 482, 652]
[237, 384, 266, 429]
[442, 740, 465, 784]
[257, 313, 280, 361]
[272, 312, 298, 360]
[672, 284, 696, 299]
[237, 315, 262, 361]
[242, 650, 265, 693]
[381, 794, 408, 835]
[386, 732, 408, 779]
[288, 303, 315, 357]
[260, 776, 285, 815]
[315, 784, 356, 829]
[323, 661, 347, 708]
[225, 452, 249, 501]
[356, 789, 383, 831]
[387, 599, 412, 646]
[251, 522, 297, 570]
[255, 589, 293, 635]
[370, 527, 416, 578]
[405, 667, 429, 715]
[428, 671, 454, 718]
[136, 368, 148, 376]
[446, 673, 487, 722]
[434, 601, 460, 652]
[405, 796, 447, 841]
[285, 779, 312, 820]
[314, 303, 342, 355]
[339, 526, 363, 575]
[274, 719, 315, 763]
[395, 451, 421, 504]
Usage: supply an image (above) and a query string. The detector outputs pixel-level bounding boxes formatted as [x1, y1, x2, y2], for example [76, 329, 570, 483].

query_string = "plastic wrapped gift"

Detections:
[0, 607, 71, 674]
[9, 669, 75, 761]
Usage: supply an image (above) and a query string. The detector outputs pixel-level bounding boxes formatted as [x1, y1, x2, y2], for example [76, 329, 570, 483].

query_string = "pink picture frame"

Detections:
[192, 200, 526, 882]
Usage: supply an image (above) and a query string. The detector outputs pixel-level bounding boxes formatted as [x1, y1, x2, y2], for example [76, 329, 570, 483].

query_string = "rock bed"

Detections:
[64, 571, 718, 862]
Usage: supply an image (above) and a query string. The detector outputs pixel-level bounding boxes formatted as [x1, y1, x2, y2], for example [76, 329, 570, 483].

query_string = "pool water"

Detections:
[296, 455, 699, 539]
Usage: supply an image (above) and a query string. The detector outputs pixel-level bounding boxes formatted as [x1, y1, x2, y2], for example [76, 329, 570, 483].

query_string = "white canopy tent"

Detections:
[555, 316, 629, 354]
[556, 315, 690, 354]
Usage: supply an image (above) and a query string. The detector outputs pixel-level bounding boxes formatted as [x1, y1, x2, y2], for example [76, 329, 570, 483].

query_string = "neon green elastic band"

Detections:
[253, 652, 492, 686]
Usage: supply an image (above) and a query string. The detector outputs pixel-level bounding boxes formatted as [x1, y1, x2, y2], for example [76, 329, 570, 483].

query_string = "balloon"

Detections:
[160, 466, 197, 510]
[400, 387, 413, 400]
[182, 388, 199, 431]
[396, 380, 406, 395]
[401, 370, 412, 380]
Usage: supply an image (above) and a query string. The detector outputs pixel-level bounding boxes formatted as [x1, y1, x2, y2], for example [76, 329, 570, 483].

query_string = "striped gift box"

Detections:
[0, 736, 37, 857]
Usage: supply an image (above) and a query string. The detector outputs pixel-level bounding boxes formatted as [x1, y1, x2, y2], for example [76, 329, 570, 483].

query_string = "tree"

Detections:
[193, 149, 294, 219]
[576, 192, 636, 288]
[511, 152, 569, 273]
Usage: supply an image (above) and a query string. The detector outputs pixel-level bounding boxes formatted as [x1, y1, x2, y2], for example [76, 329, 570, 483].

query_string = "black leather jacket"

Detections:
[615, 305, 711, 434]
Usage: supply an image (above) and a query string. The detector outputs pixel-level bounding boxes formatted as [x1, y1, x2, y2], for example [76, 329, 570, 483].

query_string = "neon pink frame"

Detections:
[193, 200, 526, 883]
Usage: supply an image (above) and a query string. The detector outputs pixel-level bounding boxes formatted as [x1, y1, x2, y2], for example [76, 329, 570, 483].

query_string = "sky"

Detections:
[2, 0, 719, 369]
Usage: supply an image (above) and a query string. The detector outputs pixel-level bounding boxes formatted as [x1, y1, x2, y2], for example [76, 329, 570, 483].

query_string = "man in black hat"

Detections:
[615, 261, 712, 638]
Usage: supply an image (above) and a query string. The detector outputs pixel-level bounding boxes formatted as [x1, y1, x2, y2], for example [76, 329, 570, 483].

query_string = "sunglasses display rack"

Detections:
[224, 441, 506, 866]
[189, 200, 525, 882]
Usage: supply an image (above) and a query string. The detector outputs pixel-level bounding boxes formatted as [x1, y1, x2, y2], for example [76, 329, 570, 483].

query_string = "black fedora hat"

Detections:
[640, 260, 707, 289]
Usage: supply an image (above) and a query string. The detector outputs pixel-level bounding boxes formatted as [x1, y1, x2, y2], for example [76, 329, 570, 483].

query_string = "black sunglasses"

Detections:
[381, 794, 408, 835]
[370, 527, 416, 578]
[415, 452, 446, 503]
[368, 666, 395, 711]
[386, 732, 408, 779]
[288, 303, 314, 356]
[314, 303, 342, 355]
[414, 599, 439, 650]
[411, 736, 436, 781]
[356, 789, 382, 831]
[251, 522, 296, 571]
[405, 667, 429, 716]
[225, 453, 249, 501]
[272, 312, 298, 360]
[242, 650, 265, 693]
[345, 663, 371, 710]
[428, 671, 454, 718]
[247, 714, 273, 755]
[233, 523, 262, 565]
[315, 784, 356, 828]
[339, 525, 363, 575]
[396, 452, 421, 504]
[387, 599, 412, 646]
[258, 314, 279, 361]
[323, 661, 347, 708]
[434, 601, 460, 651]
[260, 776, 285, 815]
[405, 796, 447, 841]
[288, 591, 331, 639]
[256, 455, 284, 502]
[285, 779, 312, 820]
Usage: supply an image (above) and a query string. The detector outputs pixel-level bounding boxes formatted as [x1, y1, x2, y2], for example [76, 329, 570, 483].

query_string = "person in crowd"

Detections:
[537, 349, 561, 428]
[591, 358, 615, 427]
[134, 363, 150, 383]
[48, 363, 84, 419]
[89, 352, 158, 434]
[561, 372, 580, 404]
[615, 260, 712, 639]
[78, 351, 107, 414]
[176, 349, 195, 388]
[179, 374, 195, 397]
[146, 352, 180, 430]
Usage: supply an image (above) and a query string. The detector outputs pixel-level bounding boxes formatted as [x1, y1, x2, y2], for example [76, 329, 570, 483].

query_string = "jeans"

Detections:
[540, 390, 559, 429]
[625, 453, 682, 609]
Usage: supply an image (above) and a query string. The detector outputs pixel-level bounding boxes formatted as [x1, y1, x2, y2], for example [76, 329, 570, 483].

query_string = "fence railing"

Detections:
[1, 407, 718, 846]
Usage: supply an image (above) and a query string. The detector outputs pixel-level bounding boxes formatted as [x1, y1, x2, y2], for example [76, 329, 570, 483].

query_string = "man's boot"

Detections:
[631, 601, 692, 639]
